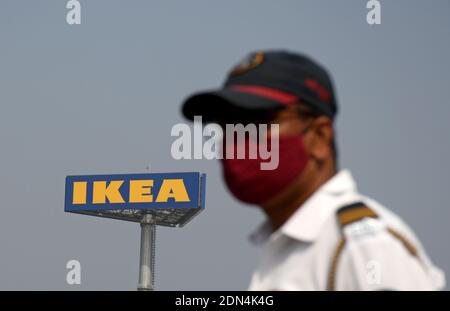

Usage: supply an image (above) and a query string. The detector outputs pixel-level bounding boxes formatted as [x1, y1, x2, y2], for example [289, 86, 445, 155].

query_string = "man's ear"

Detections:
[307, 116, 334, 162]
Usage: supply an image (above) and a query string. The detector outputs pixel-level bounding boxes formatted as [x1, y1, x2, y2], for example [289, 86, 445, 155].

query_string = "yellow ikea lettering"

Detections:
[156, 179, 190, 202]
[129, 180, 154, 203]
[71, 178, 191, 205]
[93, 180, 125, 204]
[72, 181, 87, 204]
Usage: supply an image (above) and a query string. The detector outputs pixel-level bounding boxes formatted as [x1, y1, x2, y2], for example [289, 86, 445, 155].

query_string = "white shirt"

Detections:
[247, 170, 445, 291]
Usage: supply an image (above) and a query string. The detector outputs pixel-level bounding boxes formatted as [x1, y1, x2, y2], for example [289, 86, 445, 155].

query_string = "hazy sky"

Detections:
[0, 0, 449, 290]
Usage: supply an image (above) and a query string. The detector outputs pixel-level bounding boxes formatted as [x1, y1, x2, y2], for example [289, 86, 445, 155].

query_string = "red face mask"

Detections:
[221, 134, 309, 205]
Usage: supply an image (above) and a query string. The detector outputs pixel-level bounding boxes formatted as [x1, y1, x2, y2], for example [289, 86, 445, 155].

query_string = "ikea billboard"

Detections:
[65, 172, 206, 213]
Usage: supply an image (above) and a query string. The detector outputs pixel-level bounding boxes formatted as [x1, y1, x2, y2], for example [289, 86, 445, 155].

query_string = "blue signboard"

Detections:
[65, 172, 206, 213]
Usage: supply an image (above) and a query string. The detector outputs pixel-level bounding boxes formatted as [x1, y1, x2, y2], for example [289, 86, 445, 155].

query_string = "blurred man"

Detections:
[181, 50, 445, 290]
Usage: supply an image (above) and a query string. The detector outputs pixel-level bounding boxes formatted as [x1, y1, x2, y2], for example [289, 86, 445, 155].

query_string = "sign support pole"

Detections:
[137, 213, 156, 291]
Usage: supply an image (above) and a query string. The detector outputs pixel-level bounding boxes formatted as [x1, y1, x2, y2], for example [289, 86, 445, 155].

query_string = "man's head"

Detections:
[183, 50, 338, 121]
[181, 50, 338, 208]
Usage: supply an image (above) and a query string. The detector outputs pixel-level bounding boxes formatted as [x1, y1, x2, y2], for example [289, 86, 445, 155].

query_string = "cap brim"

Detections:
[181, 88, 283, 122]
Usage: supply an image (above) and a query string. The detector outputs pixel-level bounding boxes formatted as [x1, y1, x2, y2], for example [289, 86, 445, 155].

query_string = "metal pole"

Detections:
[138, 213, 156, 291]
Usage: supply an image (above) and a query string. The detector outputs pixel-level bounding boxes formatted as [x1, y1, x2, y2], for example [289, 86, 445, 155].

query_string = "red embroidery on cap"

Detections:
[231, 85, 297, 105]
[305, 79, 332, 103]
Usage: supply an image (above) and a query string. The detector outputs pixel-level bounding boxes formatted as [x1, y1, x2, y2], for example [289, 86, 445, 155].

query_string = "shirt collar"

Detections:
[249, 169, 358, 245]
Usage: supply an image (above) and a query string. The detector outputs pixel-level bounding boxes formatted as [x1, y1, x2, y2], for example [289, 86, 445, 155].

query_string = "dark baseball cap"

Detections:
[181, 50, 338, 122]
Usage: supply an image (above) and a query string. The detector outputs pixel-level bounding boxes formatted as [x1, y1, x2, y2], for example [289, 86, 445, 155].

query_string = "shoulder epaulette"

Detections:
[336, 201, 378, 228]
[327, 202, 419, 291]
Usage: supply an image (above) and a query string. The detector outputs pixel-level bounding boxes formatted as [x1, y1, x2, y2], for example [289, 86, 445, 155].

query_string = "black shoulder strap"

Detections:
[336, 201, 378, 228]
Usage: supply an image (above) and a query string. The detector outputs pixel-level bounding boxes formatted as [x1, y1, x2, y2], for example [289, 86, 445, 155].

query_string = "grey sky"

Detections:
[0, 0, 449, 290]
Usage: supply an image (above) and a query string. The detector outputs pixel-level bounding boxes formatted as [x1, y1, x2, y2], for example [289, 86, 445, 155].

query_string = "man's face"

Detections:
[213, 103, 335, 206]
